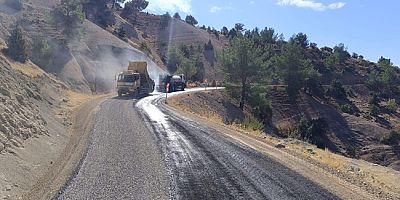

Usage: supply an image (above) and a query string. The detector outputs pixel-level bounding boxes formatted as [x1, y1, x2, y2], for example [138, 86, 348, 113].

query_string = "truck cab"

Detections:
[116, 72, 141, 97]
[116, 61, 155, 97]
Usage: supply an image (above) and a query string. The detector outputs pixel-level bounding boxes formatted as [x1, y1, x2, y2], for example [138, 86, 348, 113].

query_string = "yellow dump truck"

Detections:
[116, 61, 155, 97]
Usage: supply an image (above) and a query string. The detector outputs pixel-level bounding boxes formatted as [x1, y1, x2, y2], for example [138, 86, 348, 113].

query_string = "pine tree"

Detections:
[6, 26, 28, 62]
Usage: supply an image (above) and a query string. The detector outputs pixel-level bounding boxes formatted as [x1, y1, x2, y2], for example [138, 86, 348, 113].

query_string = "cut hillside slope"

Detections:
[132, 13, 227, 81]
[0, 52, 71, 198]
[0, 1, 166, 93]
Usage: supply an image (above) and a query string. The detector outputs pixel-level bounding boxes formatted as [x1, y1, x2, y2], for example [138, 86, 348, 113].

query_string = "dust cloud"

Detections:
[79, 45, 167, 93]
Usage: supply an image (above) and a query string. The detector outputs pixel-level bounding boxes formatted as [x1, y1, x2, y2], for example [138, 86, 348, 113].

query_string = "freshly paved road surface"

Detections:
[59, 89, 340, 199]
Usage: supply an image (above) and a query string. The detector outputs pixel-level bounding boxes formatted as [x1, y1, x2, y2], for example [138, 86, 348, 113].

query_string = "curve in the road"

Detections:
[137, 89, 340, 200]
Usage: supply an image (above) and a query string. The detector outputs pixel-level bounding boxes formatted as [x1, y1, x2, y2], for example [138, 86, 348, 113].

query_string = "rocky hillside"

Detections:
[113, 12, 227, 82]
[0, 0, 165, 93]
[0, 53, 66, 154]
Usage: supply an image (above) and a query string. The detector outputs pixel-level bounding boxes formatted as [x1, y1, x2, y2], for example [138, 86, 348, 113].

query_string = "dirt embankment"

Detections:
[168, 90, 400, 199]
[0, 53, 106, 199]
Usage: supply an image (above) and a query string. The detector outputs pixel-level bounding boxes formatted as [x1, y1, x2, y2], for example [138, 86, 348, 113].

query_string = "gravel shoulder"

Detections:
[21, 94, 109, 200]
[58, 97, 169, 200]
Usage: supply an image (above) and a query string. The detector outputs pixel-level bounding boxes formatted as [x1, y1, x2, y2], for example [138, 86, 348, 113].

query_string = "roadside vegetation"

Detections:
[218, 23, 400, 151]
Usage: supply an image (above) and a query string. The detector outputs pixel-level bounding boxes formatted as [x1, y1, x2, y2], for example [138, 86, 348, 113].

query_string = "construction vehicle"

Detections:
[159, 74, 186, 93]
[116, 61, 155, 97]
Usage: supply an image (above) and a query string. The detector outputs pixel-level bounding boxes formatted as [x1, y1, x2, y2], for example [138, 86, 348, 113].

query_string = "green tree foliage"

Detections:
[139, 42, 151, 56]
[294, 117, 328, 147]
[5, 26, 28, 62]
[221, 26, 229, 36]
[333, 43, 350, 63]
[324, 43, 350, 68]
[366, 72, 382, 91]
[240, 115, 264, 131]
[221, 36, 263, 110]
[32, 38, 53, 69]
[121, 0, 149, 18]
[52, 0, 85, 39]
[327, 79, 347, 99]
[176, 58, 197, 80]
[166, 47, 183, 72]
[260, 27, 278, 45]
[185, 15, 198, 26]
[83, 0, 116, 28]
[228, 28, 237, 39]
[249, 86, 272, 124]
[234, 23, 245, 32]
[166, 45, 203, 81]
[116, 26, 127, 40]
[378, 56, 392, 67]
[367, 56, 398, 94]
[173, 12, 181, 19]
[387, 99, 397, 113]
[369, 93, 380, 105]
[369, 104, 380, 117]
[290, 32, 309, 48]
[381, 130, 400, 145]
[277, 43, 314, 101]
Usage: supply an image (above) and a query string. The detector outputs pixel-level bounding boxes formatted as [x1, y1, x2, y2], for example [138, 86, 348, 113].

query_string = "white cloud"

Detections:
[250, 1, 256, 4]
[277, 0, 346, 11]
[209, 5, 234, 13]
[210, 6, 222, 13]
[146, 0, 192, 14]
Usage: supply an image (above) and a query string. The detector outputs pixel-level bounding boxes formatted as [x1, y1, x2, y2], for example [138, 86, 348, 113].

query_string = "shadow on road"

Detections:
[111, 94, 151, 100]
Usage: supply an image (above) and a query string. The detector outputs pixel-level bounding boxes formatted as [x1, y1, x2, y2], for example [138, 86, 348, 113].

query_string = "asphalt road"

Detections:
[59, 89, 340, 199]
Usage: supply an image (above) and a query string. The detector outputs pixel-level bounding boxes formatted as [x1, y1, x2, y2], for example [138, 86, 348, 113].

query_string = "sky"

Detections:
[144, 0, 400, 66]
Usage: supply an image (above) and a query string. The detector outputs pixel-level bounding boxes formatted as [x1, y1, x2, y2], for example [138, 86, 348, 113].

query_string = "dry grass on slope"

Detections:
[168, 90, 400, 199]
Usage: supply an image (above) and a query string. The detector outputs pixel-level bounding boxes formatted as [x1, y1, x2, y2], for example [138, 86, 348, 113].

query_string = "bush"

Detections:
[5, 26, 28, 62]
[327, 79, 346, 99]
[387, 99, 397, 113]
[241, 115, 264, 131]
[5, 0, 23, 10]
[369, 104, 380, 117]
[32, 38, 53, 69]
[340, 104, 354, 114]
[116, 26, 127, 40]
[249, 87, 272, 124]
[293, 117, 328, 148]
[139, 42, 151, 56]
[368, 93, 380, 105]
[381, 130, 400, 145]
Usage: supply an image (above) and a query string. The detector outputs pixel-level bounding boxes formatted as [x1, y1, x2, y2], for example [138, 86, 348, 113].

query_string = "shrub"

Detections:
[293, 117, 328, 148]
[32, 38, 53, 69]
[5, 26, 28, 62]
[387, 99, 397, 113]
[381, 130, 400, 145]
[340, 104, 354, 114]
[241, 115, 264, 131]
[116, 26, 127, 41]
[139, 42, 151, 56]
[249, 87, 272, 124]
[369, 104, 380, 117]
[327, 79, 346, 99]
[368, 93, 379, 105]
